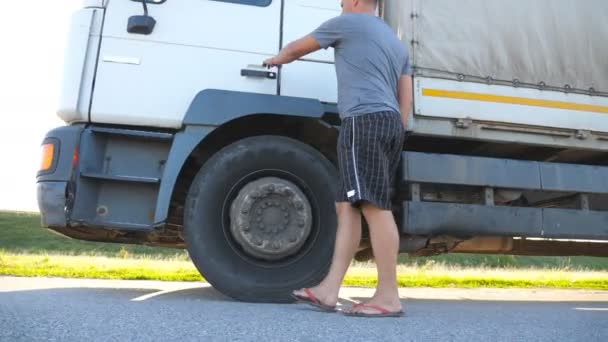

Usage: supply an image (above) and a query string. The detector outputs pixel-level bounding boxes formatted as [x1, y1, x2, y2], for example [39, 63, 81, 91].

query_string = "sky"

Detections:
[0, 2, 79, 211]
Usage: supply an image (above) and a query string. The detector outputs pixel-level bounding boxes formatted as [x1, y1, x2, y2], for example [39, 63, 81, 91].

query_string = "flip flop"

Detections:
[342, 303, 404, 318]
[291, 288, 336, 312]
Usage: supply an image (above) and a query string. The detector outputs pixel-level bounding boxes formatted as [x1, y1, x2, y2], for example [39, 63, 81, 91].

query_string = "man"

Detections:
[263, 0, 412, 318]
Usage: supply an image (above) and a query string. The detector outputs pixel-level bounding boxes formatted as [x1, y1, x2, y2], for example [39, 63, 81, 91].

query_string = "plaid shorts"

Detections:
[336, 111, 405, 210]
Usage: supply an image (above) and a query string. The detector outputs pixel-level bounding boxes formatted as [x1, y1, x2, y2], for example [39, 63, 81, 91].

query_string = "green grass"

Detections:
[1, 252, 606, 290]
[1, 210, 608, 290]
[0, 253, 201, 282]
[398, 253, 608, 271]
[0, 211, 187, 258]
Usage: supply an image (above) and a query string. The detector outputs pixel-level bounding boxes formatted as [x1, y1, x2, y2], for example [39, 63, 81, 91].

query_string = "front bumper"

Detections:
[37, 182, 68, 228]
[36, 124, 84, 228]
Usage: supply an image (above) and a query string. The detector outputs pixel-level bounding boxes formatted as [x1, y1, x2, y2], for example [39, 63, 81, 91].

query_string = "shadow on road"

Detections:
[143, 286, 232, 302]
[3, 286, 608, 310]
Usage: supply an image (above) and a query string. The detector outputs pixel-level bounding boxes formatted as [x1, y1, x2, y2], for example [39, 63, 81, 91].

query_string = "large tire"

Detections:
[184, 135, 337, 302]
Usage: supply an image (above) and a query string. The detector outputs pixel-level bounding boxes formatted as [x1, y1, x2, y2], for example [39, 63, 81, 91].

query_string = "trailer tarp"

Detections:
[384, 0, 608, 96]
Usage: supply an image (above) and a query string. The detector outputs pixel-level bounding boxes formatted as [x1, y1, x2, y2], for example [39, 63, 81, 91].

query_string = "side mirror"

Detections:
[128, 0, 156, 35]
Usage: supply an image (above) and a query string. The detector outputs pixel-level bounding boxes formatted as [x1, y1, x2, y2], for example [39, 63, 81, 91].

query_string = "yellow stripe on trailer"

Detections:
[422, 88, 608, 114]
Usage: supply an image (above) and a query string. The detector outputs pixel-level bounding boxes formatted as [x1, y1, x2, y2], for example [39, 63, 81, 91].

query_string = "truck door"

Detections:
[280, 0, 341, 103]
[92, 0, 281, 128]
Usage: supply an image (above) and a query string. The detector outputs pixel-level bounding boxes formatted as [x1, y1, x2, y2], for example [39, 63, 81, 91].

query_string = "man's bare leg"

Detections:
[293, 202, 361, 306]
[347, 203, 402, 314]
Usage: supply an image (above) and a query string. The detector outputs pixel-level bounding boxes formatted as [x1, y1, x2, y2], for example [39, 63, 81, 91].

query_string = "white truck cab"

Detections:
[39, 0, 608, 302]
[60, 0, 340, 127]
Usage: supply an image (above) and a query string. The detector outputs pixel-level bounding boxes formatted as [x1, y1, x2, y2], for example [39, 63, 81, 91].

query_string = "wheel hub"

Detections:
[230, 177, 313, 261]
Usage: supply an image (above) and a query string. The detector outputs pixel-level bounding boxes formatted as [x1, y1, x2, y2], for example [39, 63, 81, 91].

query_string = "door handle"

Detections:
[241, 68, 277, 80]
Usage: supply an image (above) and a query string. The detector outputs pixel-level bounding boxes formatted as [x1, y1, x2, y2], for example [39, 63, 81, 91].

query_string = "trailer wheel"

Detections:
[184, 135, 337, 302]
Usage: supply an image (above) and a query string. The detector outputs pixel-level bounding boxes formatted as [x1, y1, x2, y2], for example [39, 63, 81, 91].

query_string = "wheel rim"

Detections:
[229, 177, 313, 261]
[220, 170, 321, 268]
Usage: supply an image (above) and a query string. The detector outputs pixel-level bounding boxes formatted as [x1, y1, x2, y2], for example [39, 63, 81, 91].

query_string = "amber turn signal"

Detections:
[40, 143, 55, 171]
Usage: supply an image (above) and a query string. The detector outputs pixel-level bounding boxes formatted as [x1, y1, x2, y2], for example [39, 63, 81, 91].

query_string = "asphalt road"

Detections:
[1, 277, 607, 342]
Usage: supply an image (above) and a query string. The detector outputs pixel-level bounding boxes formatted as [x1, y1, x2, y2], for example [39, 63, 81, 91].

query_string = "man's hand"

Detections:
[262, 57, 280, 68]
[263, 35, 321, 68]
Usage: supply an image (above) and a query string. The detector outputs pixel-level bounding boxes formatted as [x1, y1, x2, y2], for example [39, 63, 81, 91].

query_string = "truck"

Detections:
[37, 0, 608, 302]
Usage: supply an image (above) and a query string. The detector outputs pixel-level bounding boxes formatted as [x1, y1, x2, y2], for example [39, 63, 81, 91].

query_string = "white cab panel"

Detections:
[92, 0, 281, 128]
[93, 39, 278, 128]
[280, 0, 340, 102]
[82, 0, 106, 7]
[101, 1, 280, 55]
[282, 0, 340, 62]
[57, 8, 103, 123]
[415, 78, 608, 133]
[281, 61, 337, 103]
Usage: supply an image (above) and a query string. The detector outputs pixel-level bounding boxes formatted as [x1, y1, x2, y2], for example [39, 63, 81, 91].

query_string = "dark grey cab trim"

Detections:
[154, 125, 213, 224]
[37, 125, 84, 228]
[401, 151, 608, 194]
[37, 182, 68, 228]
[39, 91, 337, 229]
[400, 152, 608, 241]
[154, 90, 337, 224]
[401, 152, 541, 189]
[36, 125, 84, 182]
[401, 201, 608, 241]
[540, 163, 608, 194]
[183, 89, 335, 126]
[401, 201, 541, 237]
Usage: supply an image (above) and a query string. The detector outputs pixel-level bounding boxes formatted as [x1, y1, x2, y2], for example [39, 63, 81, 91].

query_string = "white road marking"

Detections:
[131, 289, 177, 302]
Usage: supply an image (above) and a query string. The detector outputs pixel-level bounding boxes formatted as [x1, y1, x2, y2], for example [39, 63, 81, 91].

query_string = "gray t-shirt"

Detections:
[312, 13, 412, 119]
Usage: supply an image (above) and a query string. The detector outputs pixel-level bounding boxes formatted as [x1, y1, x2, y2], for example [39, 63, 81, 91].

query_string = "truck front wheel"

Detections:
[184, 135, 338, 302]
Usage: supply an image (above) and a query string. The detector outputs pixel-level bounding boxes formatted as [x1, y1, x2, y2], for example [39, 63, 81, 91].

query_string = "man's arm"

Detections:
[398, 75, 413, 129]
[264, 15, 344, 67]
[263, 35, 321, 67]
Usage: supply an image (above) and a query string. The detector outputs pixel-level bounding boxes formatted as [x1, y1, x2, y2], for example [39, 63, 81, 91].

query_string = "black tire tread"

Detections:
[184, 135, 337, 302]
